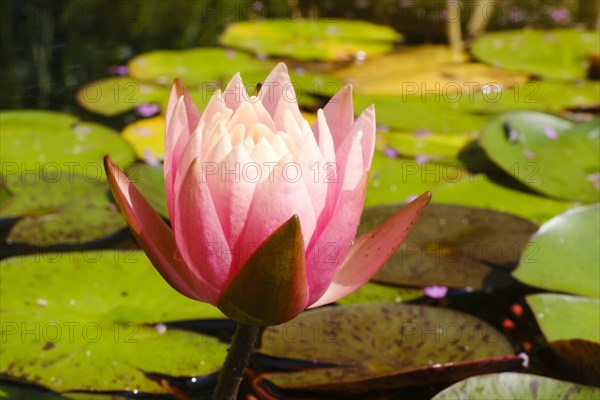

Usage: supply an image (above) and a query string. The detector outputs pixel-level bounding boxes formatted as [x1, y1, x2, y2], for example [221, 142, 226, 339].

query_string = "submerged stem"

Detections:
[212, 323, 261, 400]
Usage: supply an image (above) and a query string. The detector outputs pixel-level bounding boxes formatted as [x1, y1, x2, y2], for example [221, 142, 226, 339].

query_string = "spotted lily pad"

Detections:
[431, 372, 600, 399]
[359, 203, 538, 290]
[220, 19, 400, 61]
[526, 294, 600, 342]
[0, 111, 134, 180]
[0, 173, 127, 246]
[471, 29, 599, 80]
[125, 163, 168, 218]
[0, 251, 226, 393]
[479, 112, 600, 202]
[539, 339, 600, 386]
[258, 303, 520, 392]
[513, 205, 600, 298]
[121, 116, 165, 162]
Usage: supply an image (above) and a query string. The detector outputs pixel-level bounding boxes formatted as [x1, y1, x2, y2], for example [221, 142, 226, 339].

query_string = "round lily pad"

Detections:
[380, 131, 474, 162]
[526, 293, 600, 343]
[513, 205, 600, 298]
[479, 112, 600, 202]
[0, 111, 134, 180]
[121, 116, 165, 162]
[220, 19, 400, 61]
[258, 303, 519, 392]
[360, 203, 538, 290]
[431, 372, 600, 399]
[471, 29, 599, 80]
[0, 251, 226, 393]
[1, 173, 127, 246]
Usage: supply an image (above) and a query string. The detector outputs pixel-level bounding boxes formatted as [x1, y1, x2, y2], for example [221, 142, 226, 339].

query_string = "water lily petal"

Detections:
[309, 192, 431, 308]
[313, 84, 354, 149]
[103, 156, 203, 301]
[174, 158, 231, 301]
[305, 171, 369, 305]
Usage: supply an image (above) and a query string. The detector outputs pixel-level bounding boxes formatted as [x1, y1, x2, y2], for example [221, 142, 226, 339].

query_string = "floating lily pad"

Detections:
[526, 293, 600, 342]
[380, 131, 474, 161]
[0, 383, 126, 399]
[0, 111, 134, 180]
[121, 116, 165, 162]
[513, 205, 600, 298]
[433, 175, 575, 224]
[471, 29, 599, 80]
[479, 112, 600, 202]
[359, 203, 538, 290]
[366, 152, 469, 206]
[0, 251, 226, 393]
[431, 372, 600, 400]
[337, 52, 527, 96]
[540, 339, 600, 386]
[0, 173, 127, 246]
[220, 19, 400, 61]
[335, 282, 423, 305]
[125, 163, 168, 218]
[258, 303, 519, 392]
[355, 94, 488, 134]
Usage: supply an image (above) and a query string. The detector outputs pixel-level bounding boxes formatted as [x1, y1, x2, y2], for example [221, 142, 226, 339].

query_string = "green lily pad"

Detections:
[513, 205, 600, 298]
[0, 251, 226, 393]
[258, 303, 519, 392]
[431, 372, 600, 400]
[539, 339, 600, 386]
[479, 112, 599, 202]
[128, 47, 271, 86]
[380, 131, 475, 161]
[355, 94, 488, 134]
[471, 29, 599, 80]
[0, 383, 127, 399]
[0, 111, 134, 180]
[121, 116, 165, 162]
[335, 282, 423, 305]
[1, 173, 127, 246]
[125, 163, 168, 218]
[220, 19, 400, 61]
[433, 175, 575, 224]
[365, 152, 469, 206]
[526, 293, 600, 343]
[359, 203, 538, 290]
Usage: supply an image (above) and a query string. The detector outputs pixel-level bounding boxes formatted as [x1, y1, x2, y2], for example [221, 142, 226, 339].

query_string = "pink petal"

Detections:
[309, 192, 431, 308]
[200, 89, 226, 125]
[174, 158, 232, 302]
[223, 73, 249, 112]
[103, 156, 203, 302]
[305, 171, 370, 305]
[236, 155, 317, 271]
[313, 84, 354, 149]
[258, 63, 303, 128]
[166, 79, 200, 133]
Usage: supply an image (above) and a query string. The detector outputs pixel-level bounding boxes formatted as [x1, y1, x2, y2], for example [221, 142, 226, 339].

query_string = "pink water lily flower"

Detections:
[104, 63, 430, 325]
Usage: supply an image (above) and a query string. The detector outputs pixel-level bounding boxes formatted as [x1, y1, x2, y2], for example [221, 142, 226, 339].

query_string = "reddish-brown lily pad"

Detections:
[359, 203, 538, 290]
[538, 339, 600, 386]
[257, 303, 519, 392]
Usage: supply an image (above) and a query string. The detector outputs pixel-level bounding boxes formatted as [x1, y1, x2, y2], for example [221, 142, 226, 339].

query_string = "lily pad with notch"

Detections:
[0, 251, 226, 394]
[257, 303, 520, 393]
[359, 203, 538, 290]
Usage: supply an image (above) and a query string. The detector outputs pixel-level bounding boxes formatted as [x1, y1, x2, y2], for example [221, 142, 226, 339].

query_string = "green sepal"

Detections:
[217, 215, 308, 326]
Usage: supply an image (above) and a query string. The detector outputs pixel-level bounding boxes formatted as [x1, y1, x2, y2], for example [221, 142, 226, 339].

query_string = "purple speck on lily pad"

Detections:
[550, 7, 570, 22]
[413, 128, 431, 138]
[142, 149, 162, 166]
[415, 155, 429, 164]
[523, 149, 535, 159]
[108, 65, 128, 76]
[72, 124, 91, 134]
[424, 286, 448, 299]
[384, 146, 400, 159]
[543, 126, 558, 140]
[134, 127, 152, 137]
[136, 103, 160, 117]
[587, 173, 600, 189]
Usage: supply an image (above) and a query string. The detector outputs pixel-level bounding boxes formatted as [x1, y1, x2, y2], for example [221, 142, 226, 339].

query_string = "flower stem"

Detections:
[213, 323, 261, 400]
